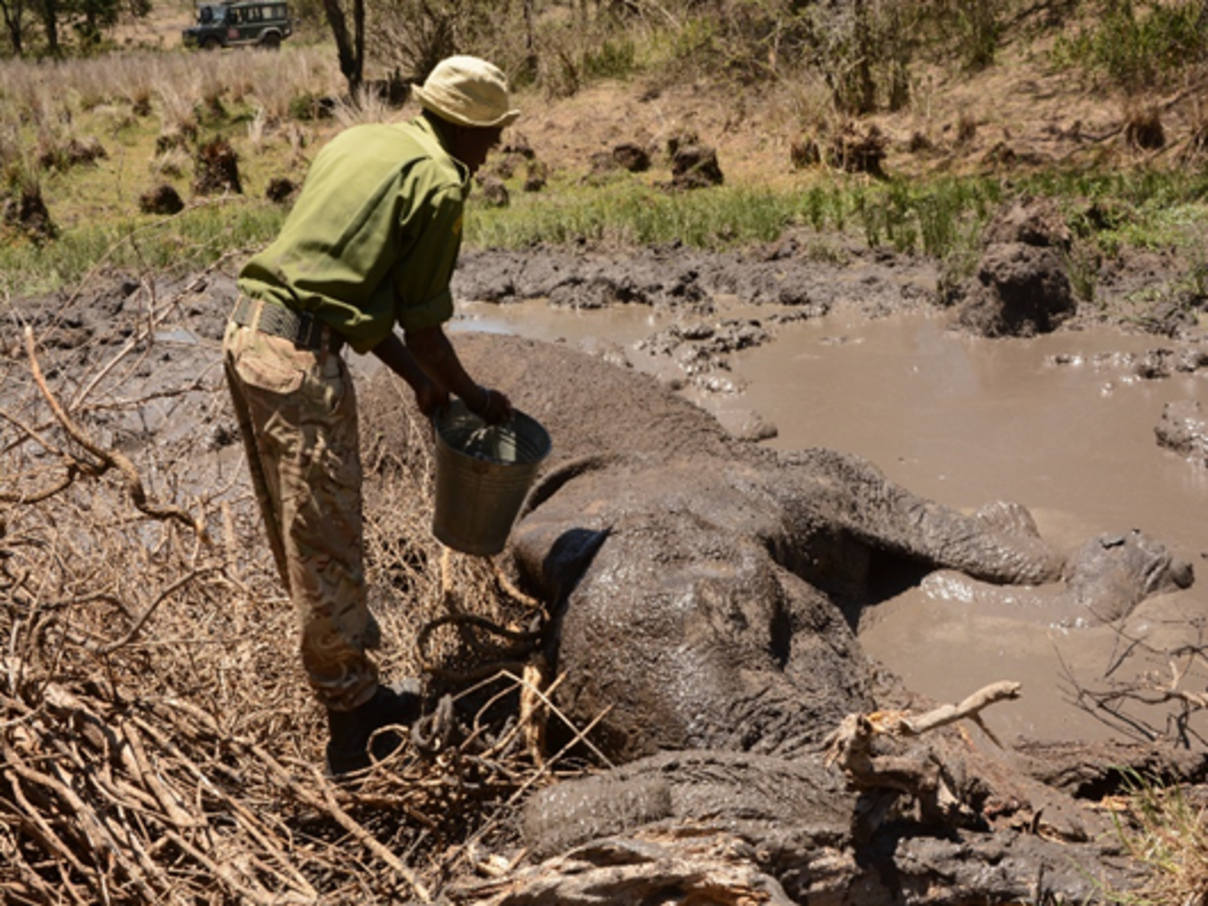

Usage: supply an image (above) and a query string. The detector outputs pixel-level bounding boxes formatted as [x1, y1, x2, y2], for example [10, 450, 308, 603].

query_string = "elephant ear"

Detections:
[511, 519, 610, 605]
[509, 450, 629, 602]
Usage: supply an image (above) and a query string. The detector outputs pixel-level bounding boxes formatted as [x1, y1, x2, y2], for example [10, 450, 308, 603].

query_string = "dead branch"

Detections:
[248, 742, 434, 903]
[1056, 619, 1208, 748]
[86, 566, 221, 655]
[23, 324, 209, 541]
[0, 279, 604, 905]
[900, 680, 1021, 737]
[824, 680, 1022, 791]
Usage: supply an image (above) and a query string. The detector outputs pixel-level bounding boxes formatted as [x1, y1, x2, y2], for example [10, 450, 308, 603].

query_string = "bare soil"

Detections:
[514, 39, 1206, 188]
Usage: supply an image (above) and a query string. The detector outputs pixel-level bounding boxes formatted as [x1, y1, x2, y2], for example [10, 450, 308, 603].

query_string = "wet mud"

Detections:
[450, 246, 1208, 750]
[9, 234, 1208, 903]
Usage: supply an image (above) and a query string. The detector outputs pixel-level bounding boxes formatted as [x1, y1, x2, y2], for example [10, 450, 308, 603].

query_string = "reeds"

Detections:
[466, 172, 1005, 260]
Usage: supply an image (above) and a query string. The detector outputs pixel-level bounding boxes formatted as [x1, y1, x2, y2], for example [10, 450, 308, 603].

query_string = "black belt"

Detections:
[231, 296, 343, 353]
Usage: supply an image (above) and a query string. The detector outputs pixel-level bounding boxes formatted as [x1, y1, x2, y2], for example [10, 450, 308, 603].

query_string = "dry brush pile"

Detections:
[0, 272, 588, 904]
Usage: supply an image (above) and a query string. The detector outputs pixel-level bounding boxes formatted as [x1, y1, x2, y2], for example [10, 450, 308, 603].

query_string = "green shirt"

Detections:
[238, 116, 468, 355]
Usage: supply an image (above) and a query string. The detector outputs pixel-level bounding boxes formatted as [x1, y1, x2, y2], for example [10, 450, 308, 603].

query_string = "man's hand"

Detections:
[405, 326, 515, 421]
[414, 380, 450, 419]
[468, 385, 513, 425]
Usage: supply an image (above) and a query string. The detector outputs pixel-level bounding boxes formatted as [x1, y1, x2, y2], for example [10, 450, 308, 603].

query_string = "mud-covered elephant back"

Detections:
[438, 332, 745, 469]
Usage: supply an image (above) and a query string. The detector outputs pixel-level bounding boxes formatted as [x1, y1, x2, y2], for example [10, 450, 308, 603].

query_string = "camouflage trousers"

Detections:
[223, 302, 380, 712]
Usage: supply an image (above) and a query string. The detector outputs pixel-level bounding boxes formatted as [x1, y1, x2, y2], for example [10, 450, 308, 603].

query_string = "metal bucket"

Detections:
[431, 400, 552, 556]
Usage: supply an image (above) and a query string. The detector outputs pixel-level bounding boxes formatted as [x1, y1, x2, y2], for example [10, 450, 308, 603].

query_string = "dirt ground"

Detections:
[512, 29, 1207, 188]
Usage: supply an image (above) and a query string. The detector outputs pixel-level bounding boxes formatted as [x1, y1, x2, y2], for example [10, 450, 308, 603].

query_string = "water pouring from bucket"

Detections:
[431, 400, 552, 556]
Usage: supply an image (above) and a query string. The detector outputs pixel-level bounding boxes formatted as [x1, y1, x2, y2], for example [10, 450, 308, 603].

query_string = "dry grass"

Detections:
[1107, 772, 1208, 906]
[0, 45, 346, 207]
[0, 270, 589, 902]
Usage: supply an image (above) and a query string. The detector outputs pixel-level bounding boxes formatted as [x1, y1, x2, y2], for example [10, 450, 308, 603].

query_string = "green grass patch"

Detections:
[853, 176, 1003, 257]
[1025, 167, 1208, 255]
[0, 199, 287, 297]
[466, 179, 812, 249]
[8, 164, 1206, 300]
[467, 172, 1008, 262]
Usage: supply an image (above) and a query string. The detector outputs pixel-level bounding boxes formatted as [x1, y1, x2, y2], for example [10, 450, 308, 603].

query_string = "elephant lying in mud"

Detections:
[367, 333, 1191, 764]
[361, 333, 1194, 903]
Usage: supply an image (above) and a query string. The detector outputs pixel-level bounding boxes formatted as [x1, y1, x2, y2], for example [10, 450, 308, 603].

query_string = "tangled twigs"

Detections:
[417, 613, 545, 683]
[85, 566, 221, 655]
[235, 741, 434, 903]
[141, 698, 433, 901]
[4, 673, 444, 904]
[1057, 620, 1208, 747]
[0, 277, 613, 903]
[356, 667, 613, 886]
[414, 547, 549, 685]
[3, 731, 159, 903]
[0, 407, 85, 504]
[22, 325, 209, 542]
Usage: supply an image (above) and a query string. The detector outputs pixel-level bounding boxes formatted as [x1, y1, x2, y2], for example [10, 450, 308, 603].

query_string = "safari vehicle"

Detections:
[182, 1, 293, 50]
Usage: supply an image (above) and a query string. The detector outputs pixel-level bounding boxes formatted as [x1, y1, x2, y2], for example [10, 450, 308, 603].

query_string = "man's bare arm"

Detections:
[404, 325, 513, 423]
[370, 332, 448, 417]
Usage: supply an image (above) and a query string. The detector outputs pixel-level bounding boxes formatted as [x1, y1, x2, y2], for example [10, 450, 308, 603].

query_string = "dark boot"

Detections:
[325, 679, 422, 777]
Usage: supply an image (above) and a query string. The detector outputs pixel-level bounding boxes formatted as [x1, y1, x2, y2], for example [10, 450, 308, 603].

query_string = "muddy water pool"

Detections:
[453, 299, 1208, 747]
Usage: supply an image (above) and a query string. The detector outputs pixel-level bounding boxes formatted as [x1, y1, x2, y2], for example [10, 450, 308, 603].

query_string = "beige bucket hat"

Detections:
[413, 56, 520, 129]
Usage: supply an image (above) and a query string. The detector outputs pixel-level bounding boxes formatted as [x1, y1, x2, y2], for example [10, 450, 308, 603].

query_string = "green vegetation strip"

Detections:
[3, 168, 1207, 300]
[0, 201, 289, 297]
[472, 168, 1208, 260]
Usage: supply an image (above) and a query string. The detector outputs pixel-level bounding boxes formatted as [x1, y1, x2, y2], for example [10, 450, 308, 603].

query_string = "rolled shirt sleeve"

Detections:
[391, 184, 463, 332]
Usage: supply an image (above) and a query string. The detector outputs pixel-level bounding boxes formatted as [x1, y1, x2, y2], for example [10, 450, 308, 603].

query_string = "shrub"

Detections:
[2, 166, 57, 244]
[1124, 102, 1165, 150]
[139, 184, 185, 215]
[947, 0, 1002, 71]
[1053, 0, 1208, 91]
[193, 138, 242, 197]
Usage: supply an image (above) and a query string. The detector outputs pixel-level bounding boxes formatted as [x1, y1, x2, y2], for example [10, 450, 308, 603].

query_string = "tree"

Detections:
[7, 0, 147, 56]
[30, 0, 60, 54]
[365, 0, 458, 85]
[0, 0, 29, 54]
[72, 0, 122, 44]
[320, 0, 365, 95]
